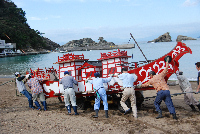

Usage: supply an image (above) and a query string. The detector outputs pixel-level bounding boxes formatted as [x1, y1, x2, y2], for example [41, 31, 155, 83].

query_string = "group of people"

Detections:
[15, 59, 200, 120]
[15, 72, 48, 111]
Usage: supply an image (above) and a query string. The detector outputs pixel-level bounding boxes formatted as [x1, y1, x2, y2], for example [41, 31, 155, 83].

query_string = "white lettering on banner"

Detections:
[172, 46, 185, 58]
[139, 67, 152, 84]
[138, 62, 173, 84]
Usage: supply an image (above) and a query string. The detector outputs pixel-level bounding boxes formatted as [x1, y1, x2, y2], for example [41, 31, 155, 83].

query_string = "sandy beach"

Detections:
[1, 78, 200, 134]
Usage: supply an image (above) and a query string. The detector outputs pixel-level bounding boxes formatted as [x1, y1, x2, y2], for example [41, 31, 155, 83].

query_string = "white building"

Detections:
[0, 39, 16, 54]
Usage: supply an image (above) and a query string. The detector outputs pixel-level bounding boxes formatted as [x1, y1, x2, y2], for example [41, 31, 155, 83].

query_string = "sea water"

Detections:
[0, 39, 199, 80]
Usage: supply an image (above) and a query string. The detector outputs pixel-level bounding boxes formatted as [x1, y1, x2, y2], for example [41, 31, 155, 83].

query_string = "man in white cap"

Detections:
[15, 72, 34, 109]
[176, 70, 200, 111]
[59, 71, 78, 115]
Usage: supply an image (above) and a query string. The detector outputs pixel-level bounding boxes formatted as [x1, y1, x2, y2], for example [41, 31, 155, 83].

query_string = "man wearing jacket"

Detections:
[15, 72, 34, 109]
[176, 71, 200, 111]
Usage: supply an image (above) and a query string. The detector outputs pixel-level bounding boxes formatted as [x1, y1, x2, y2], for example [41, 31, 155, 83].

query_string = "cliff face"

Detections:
[176, 35, 196, 41]
[147, 32, 172, 43]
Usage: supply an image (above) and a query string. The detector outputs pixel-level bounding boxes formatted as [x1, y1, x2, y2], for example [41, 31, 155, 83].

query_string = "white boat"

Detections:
[2, 49, 15, 55]
[59, 50, 67, 53]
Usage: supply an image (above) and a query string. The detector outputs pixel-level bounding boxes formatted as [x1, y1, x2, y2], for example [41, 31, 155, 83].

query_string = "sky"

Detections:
[11, 0, 200, 45]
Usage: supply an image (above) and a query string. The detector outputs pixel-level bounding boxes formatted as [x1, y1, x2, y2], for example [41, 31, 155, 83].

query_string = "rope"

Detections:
[0, 80, 15, 86]
[144, 91, 200, 100]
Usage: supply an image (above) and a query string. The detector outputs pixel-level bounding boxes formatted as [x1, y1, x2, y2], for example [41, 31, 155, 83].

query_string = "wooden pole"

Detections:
[130, 33, 148, 63]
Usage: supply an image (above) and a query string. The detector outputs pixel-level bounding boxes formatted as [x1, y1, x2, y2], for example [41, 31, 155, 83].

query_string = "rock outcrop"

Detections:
[176, 35, 196, 41]
[147, 32, 172, 43]
[63, 37, 115, 48]
[42, 37, 60, 50]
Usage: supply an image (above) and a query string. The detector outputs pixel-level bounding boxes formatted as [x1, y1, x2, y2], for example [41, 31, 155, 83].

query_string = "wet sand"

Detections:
[1, 78, 200, 134]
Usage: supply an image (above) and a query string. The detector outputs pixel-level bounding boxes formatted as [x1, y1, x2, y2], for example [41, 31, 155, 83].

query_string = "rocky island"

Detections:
[147, 32, 172, 43]
[176, 35, 197, 41]
[59, 37, 135, 52]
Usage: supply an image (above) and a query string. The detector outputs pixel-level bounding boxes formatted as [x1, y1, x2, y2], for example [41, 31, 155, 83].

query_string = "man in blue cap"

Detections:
[15, 72, 34, 109]
[88, 72, 113, 118]
[60, 71, 78, 115]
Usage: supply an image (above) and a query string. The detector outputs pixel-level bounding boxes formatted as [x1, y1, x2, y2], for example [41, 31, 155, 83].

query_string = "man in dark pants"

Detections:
[15, 72, 34, 109]
[195, 62, 200, 103]
[139, 57, 177, 120]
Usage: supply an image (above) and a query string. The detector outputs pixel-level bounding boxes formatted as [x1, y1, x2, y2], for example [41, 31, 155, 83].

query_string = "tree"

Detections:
[0, 0, 46, 50]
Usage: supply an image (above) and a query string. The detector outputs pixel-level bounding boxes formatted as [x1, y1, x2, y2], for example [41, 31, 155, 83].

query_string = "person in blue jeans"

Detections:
[15, 72, 34, 109]
[88, 72, 113, 118]
[139, 57, 177, 120]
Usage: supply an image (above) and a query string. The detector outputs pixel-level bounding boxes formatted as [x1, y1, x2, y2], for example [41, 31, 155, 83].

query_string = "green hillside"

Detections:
[0, 0, 47, 50]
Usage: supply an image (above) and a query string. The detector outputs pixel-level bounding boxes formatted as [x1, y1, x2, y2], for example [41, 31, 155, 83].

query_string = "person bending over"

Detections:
[176, 71, 200, 111]
[88, 72, 113, 118]
[139, 57, 177, 120]
[15, 72, 34, 109]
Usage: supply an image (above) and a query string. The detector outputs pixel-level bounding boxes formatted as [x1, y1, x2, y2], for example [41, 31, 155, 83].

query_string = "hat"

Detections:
[26, 74, 32, 79]
[195, 62, 200, 65]
[64, 71, 69, 75]
[15, 72, 21, 76]
[94, 72, 100, 77]
[121, 68, 127, 73]
[176, 70, 183, 76]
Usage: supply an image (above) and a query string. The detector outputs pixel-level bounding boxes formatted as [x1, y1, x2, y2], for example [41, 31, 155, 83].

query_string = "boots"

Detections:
[34, 101, 41, 110]
[189, 105, 197, 111]
[196, 104, 200, 111]
[28, 100, 34, 109]
[93, 109, 99, 118]
[105, 110, 109, 118]
[41, 101, 47, 111]
[66, 105, 71, 115]
[72, 106, 79, 115]
[124, 108, 131, 115]
[156, 110, 163, 119]
[172, 113, 178, 120]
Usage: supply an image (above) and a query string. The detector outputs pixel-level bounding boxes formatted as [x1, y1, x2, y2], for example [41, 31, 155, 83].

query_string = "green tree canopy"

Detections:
[0, 0, 46, 50]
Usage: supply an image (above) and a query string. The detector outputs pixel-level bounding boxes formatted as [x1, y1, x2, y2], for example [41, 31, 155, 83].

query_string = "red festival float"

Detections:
[30, 41, 192, 110]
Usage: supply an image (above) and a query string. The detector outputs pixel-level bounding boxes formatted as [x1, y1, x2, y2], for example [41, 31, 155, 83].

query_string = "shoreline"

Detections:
[0, 44, 135, 58]
[0, 51, 50, 58]
[63, 44, 135, 52]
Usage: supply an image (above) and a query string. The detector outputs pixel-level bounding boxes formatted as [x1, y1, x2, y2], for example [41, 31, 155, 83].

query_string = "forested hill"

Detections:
[0, 0, 60, 51]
